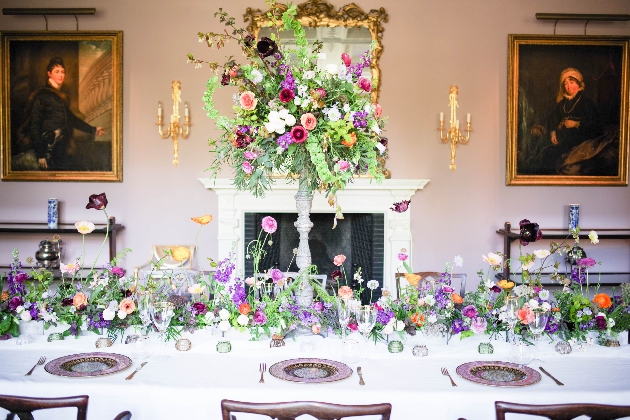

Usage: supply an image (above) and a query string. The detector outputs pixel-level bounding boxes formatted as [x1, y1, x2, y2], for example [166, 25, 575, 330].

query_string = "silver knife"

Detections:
[125, 362, 147, 381]
[539, 366, 564, 386]
[357, 366, 365, 386]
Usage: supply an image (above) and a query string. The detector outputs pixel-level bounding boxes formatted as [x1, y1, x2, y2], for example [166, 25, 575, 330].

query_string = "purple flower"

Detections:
[213, 255, 235, 283]
[577, 258, 597, 268]
[491, 285, 502, 293]
[595, 315, 607, 330]
[87, 312, 111, 331]
[311, 301, 323, 312]
[256, 37, 278, 58]
[69, 322, 79, 337]
[451, 318, 469, 334]
[276, 132, 294, 150]
[376, 309, 394, 325]
[8, 296, 23, 312]
[397, 253, 408, 261]
[462, 305, 478, 319]
[519, 219, 543, 246]
[29, 305, 39, 321]
[253, 310, 267, 325]
[352, 110, 368, 128]
[86, 193, 108, 210]
[111, 267, 125, 277]
[192, 302, 208, 315]
[269, 268, 284, 283]
[231, 282, 247, 306]
[571, 267, 586, 284]
[470, 317, 487, 334]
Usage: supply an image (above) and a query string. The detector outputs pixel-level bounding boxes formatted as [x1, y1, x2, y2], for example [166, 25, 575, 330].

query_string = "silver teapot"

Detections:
[35, 239, 60, 269]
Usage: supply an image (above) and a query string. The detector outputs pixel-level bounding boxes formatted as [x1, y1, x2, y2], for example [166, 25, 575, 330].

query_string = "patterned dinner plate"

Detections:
[45, 352, 132, 378]
[269, 358, 353, 384]
[456, 361, 541, 387]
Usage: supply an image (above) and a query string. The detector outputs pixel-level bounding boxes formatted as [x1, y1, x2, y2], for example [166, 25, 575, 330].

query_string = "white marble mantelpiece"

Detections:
[199, 178, 429, 291]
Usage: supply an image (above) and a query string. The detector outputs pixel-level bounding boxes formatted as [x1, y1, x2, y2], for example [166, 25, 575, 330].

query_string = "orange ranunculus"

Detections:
[239, 303, 251, 315]
[0, 291, 8, 302]
[338, 286, 354, 300]
[497, 279, 515, 290]
[451, 293, 464, 304]
[171, 246, 191, 262]
[410, 312, 425, 327]
[191, 214, 213, 225]
[593, 293, 612, 309]
[72, 292, 88, 308]
[404, 273, 422, 287]
[119, 298, 135, 314]
[342, 132, 357, 148]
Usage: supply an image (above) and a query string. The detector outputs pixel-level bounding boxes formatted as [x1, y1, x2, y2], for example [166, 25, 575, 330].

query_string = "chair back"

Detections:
[113, 411, 132, 420]
[495, 401, 630, 420]
[395, 272, 466, 298]
[221, 400, 392, 420]
[0, 395, 88, 420]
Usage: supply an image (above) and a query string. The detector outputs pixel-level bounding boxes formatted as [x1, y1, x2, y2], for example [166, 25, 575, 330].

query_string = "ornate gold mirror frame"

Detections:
[244, 0, 388, 104]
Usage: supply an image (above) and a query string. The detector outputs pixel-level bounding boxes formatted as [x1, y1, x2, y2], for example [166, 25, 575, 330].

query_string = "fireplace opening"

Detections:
[244, 212, 385, 302]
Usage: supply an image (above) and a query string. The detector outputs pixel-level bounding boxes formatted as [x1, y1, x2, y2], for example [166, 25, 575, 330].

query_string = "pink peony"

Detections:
[338, 285, 354, 300]
[239, 91, 257, 111]
[300, 113, 317, 130]
[358, 77, 372, 92]
[333, 254, 346, 266]
[341, 53, 351, 67]
[261, 216, 277, 234]
[517, 306, 535, 325]
[338, 160, 350, 172]
[374, 103, 382, 117]
[242, 161, 253, 174]
[290, 125, 308, 144]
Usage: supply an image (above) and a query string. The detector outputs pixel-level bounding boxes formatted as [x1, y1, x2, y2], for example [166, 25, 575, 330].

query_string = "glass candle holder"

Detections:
[95, 337, 113, 348]
[175, 338, 192, 351]
[412, 344, 428, 357]
[47, 333, 64, 342]
[388, 340, 404, 353]
[555, 341, 572, 354]
[478, 342, 494, 354]
[216, 340, 232, 353]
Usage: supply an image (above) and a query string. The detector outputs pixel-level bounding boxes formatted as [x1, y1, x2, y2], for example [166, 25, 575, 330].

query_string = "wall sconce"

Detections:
[157, 81, 190, 166]
[438, 86, 471, 171]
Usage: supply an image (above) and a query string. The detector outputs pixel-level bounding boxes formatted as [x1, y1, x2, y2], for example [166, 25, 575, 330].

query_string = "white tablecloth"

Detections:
[1, 330, 629, 420]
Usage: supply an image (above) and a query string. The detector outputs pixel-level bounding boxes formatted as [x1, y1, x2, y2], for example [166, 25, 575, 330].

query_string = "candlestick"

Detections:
[157, 80, 190, 166]
[438, 85, 471, 171]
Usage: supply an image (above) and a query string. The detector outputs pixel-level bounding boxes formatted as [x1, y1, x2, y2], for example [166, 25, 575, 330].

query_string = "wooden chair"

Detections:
[396, 272, 467, 298]
[220, 399, 392, 420]
[0, 395, 132, 420]
[495, 401, 630, 420]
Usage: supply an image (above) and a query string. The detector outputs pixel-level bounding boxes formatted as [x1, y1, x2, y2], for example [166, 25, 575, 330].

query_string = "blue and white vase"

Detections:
[568, 204, 579, 231]
[47, 198, 58, 229]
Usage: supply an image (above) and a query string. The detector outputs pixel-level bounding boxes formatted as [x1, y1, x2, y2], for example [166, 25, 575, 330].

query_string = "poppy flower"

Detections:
[257, 37, 278, 58]
[519, 219, 543, 246]
[191, 214, 213, 225]
[290, 125, 308, 144]
[451, 293, 464, 304]
[279, 88, 295, 103]
[86, 193, 108, 210]
[404, 273, 421, 287]
[390, 200, 411, 213]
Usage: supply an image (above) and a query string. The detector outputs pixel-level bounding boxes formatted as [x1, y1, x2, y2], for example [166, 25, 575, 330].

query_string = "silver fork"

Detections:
[25, 356, 46, 376]
[441, 367, 457, 387]
[259, 362, 266, 383]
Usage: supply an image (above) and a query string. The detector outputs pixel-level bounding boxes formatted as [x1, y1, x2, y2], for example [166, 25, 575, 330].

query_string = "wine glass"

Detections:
[504, 296, 519, 344]
[150, 301, 175, 357]
[136, 290, 153, 336]
[337, 298, 352, 340]
[355, 305, 376, 341]
[529, 310, 550, 362]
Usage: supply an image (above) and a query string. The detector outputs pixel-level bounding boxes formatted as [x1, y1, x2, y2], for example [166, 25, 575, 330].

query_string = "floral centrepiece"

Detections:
[188, 1, 387, 211]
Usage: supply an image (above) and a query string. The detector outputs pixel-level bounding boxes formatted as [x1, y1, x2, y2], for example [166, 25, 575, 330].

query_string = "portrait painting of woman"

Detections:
[507, 36, 629, 186]
[1, 32, 122, 182]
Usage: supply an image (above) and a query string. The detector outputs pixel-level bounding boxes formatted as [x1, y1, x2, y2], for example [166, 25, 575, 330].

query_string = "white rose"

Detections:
[237, 314, 249, 326]
[218, 320, 231, 332]
[528, 299, 539, 309]
[394, 320, 405, 332]
[117, 309, 127, 320]
[20, 311, 32, 322]
[204, 312, 215, 323]
[219, 309, 230, 320]
[102, 308, 116, 321]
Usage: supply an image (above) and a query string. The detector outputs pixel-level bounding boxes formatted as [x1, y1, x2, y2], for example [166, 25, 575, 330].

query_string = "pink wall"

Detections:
[1, 0, 629, 287]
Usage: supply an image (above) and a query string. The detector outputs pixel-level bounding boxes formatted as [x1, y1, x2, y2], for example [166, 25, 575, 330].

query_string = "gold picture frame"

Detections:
[244, 0, 388, 104]
[1, 31, 123, 182]
[506, 34, 629, 186]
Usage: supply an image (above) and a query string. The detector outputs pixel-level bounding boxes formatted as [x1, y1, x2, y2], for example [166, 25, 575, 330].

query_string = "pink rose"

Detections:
[239, 91, 257, 111]
[300, 113, 317, 130]
[333, 254, 346, 266]
[358, 77, 372, 92]
[517, 306, 535, 325]
[341, 53, 351, 67]
[374, 103, 382, 117]
[338, 160, 350, 172]
[242, 161, 253, 174]
[261, 216, 277, 234]
[338, 286, 354, 300]
[290, 125, 308, 144]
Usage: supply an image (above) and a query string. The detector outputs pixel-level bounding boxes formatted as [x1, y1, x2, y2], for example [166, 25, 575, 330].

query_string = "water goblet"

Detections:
[530, 309, 550, 362]
[505, 296, 519, 343]
[337, 298, 352, 340]
[355, 305, 376, 342]
[136, 290, 154, 336]
[150, 301, 175, 357]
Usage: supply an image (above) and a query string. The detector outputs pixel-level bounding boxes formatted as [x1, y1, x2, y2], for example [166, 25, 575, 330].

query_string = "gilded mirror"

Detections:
[244, 0, 388, 103]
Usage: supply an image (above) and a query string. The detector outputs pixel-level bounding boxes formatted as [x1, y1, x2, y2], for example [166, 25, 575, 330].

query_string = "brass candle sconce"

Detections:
[439, 86, 471, 171]
[157, 81, 190, 166]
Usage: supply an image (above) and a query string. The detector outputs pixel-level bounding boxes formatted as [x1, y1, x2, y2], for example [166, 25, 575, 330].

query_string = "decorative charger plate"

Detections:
[269, 358, 353, 384]
[45, 352, 132, 378]
[456, 361, 541, 387]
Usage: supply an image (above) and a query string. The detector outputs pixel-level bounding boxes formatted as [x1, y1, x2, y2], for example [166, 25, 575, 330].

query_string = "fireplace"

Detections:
[199, 177, 429, 293]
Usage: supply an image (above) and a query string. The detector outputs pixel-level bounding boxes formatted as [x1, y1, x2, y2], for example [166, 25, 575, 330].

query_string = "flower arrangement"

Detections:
[188, 1, 387, 215]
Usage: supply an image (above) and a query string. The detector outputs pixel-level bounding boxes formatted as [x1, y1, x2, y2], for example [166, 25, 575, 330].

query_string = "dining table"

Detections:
[1, 328, 629, 420]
